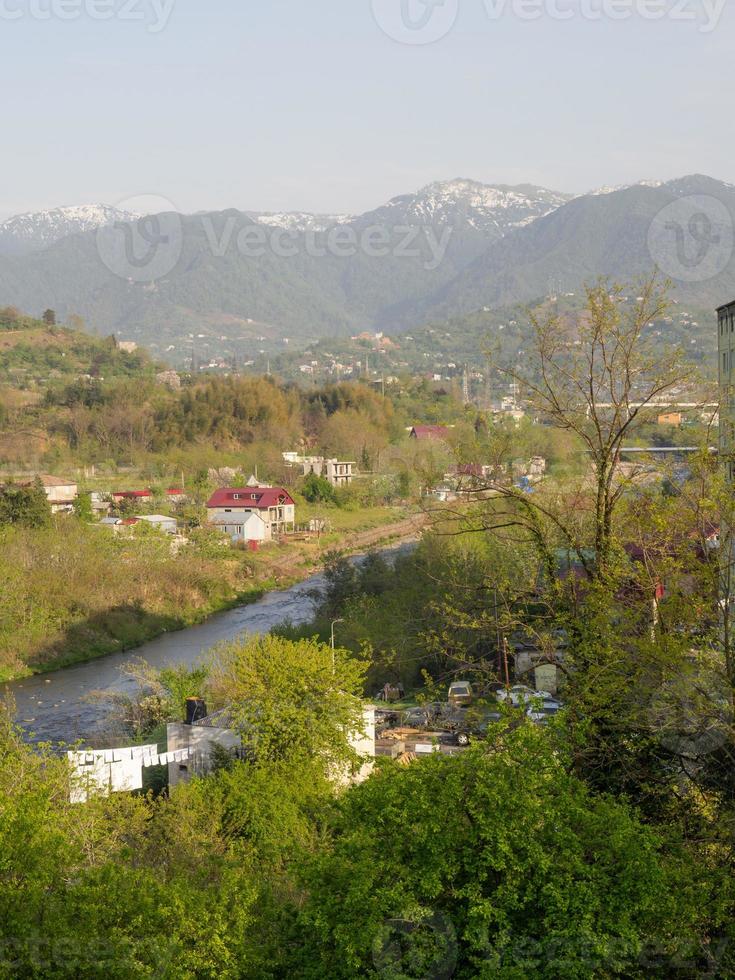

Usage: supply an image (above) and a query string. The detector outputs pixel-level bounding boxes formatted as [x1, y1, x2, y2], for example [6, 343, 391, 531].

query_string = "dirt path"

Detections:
[263, 513, 429, 580]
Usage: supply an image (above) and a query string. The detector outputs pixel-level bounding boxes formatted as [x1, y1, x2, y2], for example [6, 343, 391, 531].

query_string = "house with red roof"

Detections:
[409, 425, 451, 441]
[206, 487, 296, 544]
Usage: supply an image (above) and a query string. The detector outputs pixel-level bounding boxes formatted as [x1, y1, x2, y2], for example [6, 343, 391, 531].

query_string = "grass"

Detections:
[0, 508, 419, 682]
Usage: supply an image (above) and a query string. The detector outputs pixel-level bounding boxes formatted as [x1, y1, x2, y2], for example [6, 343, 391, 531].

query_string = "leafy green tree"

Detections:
[0, 479, 51, 529]
[208, 634, 368, 771]
[42, 308, 56, 326]
[72, 491, 94, 522]
[302, 472, 337, 504]
[293, 724, 712, 979]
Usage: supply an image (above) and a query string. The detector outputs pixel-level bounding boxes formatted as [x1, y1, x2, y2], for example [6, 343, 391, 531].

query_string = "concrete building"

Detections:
[20, 475, 78, 513]
[301, 456, 355, 487]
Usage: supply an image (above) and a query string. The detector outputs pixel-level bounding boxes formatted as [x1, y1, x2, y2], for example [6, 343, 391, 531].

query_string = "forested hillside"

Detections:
[0, 177, 730, 368]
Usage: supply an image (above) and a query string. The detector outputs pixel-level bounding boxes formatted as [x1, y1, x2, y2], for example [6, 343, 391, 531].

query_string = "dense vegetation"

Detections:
[0, 519, 258, 680]
[2, 279, 734, 976]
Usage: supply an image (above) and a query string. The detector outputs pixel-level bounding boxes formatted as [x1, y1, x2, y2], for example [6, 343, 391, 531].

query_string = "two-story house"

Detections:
[206, 486, 296, 543]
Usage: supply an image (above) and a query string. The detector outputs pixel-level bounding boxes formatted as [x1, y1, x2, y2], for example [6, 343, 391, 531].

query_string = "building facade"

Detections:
[206, 486, 296, 541]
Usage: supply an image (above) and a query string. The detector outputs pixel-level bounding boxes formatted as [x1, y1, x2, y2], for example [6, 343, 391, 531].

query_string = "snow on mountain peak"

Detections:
[0, 204, 139, 254]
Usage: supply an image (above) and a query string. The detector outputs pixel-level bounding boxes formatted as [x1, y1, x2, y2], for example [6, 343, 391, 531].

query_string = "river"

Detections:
[4, 571, 327, 745]
[5, 544, 414, 745]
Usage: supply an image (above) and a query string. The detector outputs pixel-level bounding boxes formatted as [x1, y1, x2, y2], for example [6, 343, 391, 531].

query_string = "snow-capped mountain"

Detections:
[247, 211, 352, 232]
[0, 204, 139, 256]
[246, 180, 572, 240]
[587, 179, 664, 196]
[352, 178, 573, 238]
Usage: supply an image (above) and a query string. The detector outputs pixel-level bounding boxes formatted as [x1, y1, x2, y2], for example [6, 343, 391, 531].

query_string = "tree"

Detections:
[42, 308, 56, 326]
[0, 479, 51, 529]
[72, 491, 94, 522]
[302, 472, 336, 505]
[293, 724, 711, 979]
[459, 277, 691, 583]
[207, 634, 368, 771]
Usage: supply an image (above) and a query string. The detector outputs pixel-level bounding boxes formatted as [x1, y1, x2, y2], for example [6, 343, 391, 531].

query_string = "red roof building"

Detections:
[206, 487, 296, 538]
[409, 425, 451, 441]
[112, 490, 152, 500]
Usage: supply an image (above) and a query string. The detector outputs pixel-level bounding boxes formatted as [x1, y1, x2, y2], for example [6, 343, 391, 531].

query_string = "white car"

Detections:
[526, 699, 562, 722]
[496, 685, 536, 706]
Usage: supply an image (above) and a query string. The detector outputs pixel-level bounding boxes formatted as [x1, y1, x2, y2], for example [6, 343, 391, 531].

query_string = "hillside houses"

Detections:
[206, 486, 296, 545]
[19, 474, 78, 514]
[409, 425, 451, 441]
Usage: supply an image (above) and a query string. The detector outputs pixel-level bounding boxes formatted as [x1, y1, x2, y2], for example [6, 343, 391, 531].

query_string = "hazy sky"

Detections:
[0, 0, 733, 219]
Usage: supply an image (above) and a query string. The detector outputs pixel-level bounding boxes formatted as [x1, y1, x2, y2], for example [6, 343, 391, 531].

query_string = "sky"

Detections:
[0, 0, 733, 219]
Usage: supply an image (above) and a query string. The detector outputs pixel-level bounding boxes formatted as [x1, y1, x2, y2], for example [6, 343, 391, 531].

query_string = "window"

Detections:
[233, 494, 240, 500]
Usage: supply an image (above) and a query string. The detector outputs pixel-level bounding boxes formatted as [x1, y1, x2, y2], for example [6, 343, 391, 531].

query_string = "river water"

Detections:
[5, 543, 415, 745]
[4, 571, 327, 745]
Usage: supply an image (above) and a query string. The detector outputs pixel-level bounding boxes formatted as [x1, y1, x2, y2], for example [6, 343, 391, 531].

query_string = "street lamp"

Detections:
[330, 618, 344, 673]
[330, 618, 344, 651]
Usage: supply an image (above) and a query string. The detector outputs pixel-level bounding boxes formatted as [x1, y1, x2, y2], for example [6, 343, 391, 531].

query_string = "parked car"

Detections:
[448, 706, 502, 745]
[495, 685, 537, 706]
[526, 699, 562, 723]
[448, 681, 474, 707]
[401, 702, 450, 729]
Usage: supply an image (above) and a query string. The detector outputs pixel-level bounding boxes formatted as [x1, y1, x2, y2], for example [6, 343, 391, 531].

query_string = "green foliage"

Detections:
[0, 521, 249, 678]
[0, 479, 51, 529]
[302, 472, 337, 504]
[209, 634, 368, 770]
[293, 725, 711, 979]
[72, 490, 93, 522]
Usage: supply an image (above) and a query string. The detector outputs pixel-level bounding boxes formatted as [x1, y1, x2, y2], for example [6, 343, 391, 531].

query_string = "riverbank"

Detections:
[0, 509, 425, 683]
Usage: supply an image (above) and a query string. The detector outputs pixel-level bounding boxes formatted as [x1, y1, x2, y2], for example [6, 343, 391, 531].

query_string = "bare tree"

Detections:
[436, 276, 695, 582]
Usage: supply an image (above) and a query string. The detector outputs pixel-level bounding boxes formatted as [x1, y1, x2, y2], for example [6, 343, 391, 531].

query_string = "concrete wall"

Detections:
[166, 723, 242, 787]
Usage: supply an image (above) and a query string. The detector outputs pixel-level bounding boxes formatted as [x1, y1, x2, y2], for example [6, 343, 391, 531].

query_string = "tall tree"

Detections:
[0, 479, 51, 529]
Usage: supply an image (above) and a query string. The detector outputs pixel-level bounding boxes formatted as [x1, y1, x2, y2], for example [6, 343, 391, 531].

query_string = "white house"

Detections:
[133, 514, 178, 535]
[213, 510, 272, 545]
[206, 486, 296, 542]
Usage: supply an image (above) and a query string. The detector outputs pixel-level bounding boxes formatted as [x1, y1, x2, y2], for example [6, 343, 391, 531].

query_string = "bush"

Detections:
[302, 473, 337, 505]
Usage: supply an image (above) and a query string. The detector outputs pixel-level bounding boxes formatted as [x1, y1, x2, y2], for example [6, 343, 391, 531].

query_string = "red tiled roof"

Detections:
[206, 487, 294, 510]
[410, 425, 450, 440]
[166, 488, 184, 495]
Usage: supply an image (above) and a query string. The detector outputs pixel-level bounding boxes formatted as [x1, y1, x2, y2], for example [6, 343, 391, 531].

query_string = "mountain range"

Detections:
[0, 205, 138, 256]
[0, 175, 730, 364]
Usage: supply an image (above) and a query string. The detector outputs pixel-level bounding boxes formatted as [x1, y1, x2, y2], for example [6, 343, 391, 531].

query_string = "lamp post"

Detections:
[330, 618, 344, 672]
